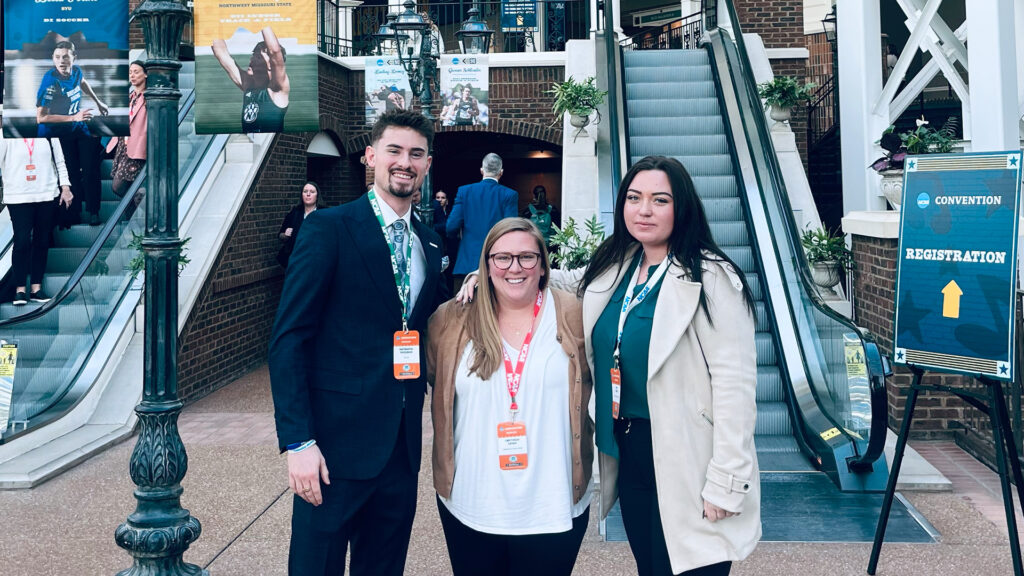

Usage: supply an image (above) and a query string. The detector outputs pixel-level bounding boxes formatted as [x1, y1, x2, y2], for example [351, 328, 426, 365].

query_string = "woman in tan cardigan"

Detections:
[426, 218, 594, 576]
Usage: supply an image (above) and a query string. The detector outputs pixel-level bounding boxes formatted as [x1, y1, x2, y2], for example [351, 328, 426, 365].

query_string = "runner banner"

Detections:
[439, 55, 489, 127]
[2, 0, 130, 138]
[194, 0, 319, 134]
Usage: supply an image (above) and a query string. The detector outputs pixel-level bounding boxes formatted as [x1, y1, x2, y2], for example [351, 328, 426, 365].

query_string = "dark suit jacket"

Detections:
[269, 193, 446, 488]
[446, 178, 518, 274]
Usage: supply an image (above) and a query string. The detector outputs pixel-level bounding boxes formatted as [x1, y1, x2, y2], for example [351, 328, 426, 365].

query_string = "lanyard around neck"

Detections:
[613, 253, 671, 367]
[23, 140, 35, 164]
[501, 290, 544, 415]
[368, 189, 414, 331]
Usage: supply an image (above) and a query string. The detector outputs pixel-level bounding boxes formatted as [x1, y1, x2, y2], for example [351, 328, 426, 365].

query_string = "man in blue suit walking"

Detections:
[446, 152, 519, 287]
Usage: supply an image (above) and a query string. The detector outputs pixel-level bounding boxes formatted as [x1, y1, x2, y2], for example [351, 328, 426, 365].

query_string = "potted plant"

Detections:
[546, 76, 608, 139]
[870, 116, 958, 210]
[757, 76, 815, 122]
[549, 215, 605, 270]
[800, 226, 854, 290]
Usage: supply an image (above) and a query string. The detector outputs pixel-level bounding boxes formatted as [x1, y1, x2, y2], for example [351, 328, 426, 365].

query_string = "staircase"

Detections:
[623, 48, 812, 472]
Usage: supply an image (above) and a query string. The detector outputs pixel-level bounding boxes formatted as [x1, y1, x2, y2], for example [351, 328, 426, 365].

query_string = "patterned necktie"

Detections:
[390, 219, 408, 286]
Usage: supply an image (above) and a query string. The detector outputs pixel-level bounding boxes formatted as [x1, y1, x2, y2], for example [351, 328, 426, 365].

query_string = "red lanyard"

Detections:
[23, 139, 34, 164]
[501, 290, 544, 413]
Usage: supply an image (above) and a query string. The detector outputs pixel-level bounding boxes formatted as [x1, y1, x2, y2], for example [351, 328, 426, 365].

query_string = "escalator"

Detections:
[618, 9, 890, 491]
[0, 63, 221, 442]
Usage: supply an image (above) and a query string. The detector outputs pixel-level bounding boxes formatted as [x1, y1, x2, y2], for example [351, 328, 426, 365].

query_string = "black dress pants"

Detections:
[437, 495, 589, 576]
[59, 136, 101, 223]
[614, 417, 732, 576]
[9, 200, 55, 288]
[287, 417, 417, 576]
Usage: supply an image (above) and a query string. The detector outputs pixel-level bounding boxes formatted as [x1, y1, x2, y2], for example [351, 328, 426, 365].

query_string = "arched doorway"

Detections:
[431, 131, 563, 225]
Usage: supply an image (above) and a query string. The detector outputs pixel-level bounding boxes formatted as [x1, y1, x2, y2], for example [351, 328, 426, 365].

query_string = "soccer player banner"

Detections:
[364, 56, 413, 126]
[194, 0, 319, 134]
[2, 0, 130, 138]
[439, 55, 489, 127]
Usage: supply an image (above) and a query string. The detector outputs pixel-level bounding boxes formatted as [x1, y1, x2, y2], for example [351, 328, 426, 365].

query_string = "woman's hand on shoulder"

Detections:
[455, 271, 479, 304]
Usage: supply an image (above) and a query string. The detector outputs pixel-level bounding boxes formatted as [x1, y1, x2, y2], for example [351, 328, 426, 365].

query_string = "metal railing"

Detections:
[318, 0, 590, 57]
[807, 74, 837, 150]
[620, 11, 703, 51]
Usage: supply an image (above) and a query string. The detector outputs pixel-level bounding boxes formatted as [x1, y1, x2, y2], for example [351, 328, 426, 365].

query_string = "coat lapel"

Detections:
[409, 216, 442, 327]
[648, 263, 702, 379]
[582, 246, 640, 370]
[345, 195, 403, 323]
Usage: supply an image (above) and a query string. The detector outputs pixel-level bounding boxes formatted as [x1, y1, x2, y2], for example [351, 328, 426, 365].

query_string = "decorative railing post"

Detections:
[114, 2, 205, 575]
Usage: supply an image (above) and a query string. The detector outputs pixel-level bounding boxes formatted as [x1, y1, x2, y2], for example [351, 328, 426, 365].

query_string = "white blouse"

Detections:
[439, 289, 592, 534]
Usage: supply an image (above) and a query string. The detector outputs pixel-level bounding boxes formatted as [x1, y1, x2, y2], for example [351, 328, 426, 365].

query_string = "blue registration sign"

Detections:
[893, 151, 1022, 380]
[502, 0, 537, 28]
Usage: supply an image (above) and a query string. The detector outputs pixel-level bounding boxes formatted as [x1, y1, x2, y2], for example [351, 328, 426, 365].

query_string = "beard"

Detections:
[385, 172, 419, 197]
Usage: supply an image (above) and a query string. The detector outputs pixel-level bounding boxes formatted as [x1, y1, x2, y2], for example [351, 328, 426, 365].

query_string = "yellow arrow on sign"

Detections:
[942, 280, 963, 318]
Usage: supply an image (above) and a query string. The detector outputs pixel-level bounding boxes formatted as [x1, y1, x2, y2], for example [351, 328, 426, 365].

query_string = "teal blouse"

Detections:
[591, 253, 665, 459]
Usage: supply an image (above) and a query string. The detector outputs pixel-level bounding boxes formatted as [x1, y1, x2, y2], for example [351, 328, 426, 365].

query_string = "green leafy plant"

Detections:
[549, 215, 606, 270]
[870, 116, 958, 172]
[800, 226, 854, 269]
[757, 76, 815, 109]
[546, 76, 608, 126]
[128, 232, 192, 279]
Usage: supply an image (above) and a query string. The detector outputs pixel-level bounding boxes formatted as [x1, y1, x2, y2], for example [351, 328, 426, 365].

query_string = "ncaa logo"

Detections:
[509, 456, 518, 462]
[916, 193, 930, 209]
[452, 57, 460, 65]
[377, 59, 385, 66]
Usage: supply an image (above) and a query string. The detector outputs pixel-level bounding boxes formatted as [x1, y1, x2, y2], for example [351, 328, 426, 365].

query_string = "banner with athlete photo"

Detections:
[194, 0, 319, 134]
[364, 56, 413, 126]
[439, 55, 489, 127]
[2, 0, 130, 138]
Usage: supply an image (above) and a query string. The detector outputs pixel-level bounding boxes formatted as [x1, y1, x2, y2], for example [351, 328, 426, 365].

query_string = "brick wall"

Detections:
[733, 0, 804, 49]
[850, 235, 968, 439]
[176, 57, 563, 402]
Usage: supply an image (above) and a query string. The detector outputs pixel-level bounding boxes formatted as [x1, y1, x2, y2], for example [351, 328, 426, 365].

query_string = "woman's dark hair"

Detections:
[578, 156, 753, 321]
[130, 60, 147, 72]
[531, 185, 548, 209]
[296, 180, 325, 209]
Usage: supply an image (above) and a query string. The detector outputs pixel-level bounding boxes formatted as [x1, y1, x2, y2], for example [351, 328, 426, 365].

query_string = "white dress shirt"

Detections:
[372, 190, 427, 317]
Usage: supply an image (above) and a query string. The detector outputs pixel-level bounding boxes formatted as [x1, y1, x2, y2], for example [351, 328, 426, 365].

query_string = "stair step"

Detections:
[701, 198, 743, 221]
[626, 81, 717, 100]
[756, 401, 794, 436]
[708, 220, 749, 247]
[692, 175, 740, 198]
[623, 48, 709, 68]
[633, 154, 734, 177]
[627, 97, 721, 118]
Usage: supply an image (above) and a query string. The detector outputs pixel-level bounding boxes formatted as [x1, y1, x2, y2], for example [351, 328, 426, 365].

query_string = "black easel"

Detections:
[868, 367, 1024, 575]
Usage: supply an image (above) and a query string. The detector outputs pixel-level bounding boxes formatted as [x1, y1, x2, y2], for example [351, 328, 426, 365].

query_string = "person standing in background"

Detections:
[276, 181, 324, 268]
[106, 60, 148, 198]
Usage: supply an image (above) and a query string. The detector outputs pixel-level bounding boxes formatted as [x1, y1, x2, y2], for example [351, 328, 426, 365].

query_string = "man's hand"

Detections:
[97, 101, 109, 116]
[288, 444, 330, 506]
[283, 227, 294, 238]
[72, 109, 94, 122]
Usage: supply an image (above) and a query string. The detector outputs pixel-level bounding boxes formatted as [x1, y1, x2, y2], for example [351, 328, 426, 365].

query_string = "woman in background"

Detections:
[107, 60, 148, 198]
[277, 181, 324, 268]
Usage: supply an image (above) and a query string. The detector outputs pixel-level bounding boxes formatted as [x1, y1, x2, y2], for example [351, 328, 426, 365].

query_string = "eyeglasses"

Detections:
[489, 252, 541, 270]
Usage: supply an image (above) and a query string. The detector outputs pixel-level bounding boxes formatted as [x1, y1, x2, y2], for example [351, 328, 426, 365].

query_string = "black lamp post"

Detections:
[822, 5, 837, 44]
[373, 12, 405, 56]
[114, 2, 205, 575]
[456, 5, 494, 55]
[390, 0, 438, 227]
[822, 4, 839, 119]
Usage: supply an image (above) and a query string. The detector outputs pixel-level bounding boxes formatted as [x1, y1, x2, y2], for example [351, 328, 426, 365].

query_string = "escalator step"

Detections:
[722, 246, 754, 273]
[692, 175, 740, 198]
[701, 198, 743, 222]
[709, 220, 749, 247]
[756, 366, 785, 402]
[756, 401, 794, 436]
[623, 48, 709, 68]
[632, 154, 733, 177]
[628, 97, 721, 118]
[626, 81, 718, 100]
[628, 116, 726, 137]
[630, 134, 729, 157]
[755, 332, 777, 366]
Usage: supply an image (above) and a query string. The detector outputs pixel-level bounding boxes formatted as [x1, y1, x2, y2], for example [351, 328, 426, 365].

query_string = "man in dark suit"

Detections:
[446, 152, 518, 286]
[269, 110, 446, 575]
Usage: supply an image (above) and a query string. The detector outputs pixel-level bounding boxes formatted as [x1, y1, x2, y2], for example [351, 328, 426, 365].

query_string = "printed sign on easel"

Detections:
[0, 342, 19, 437]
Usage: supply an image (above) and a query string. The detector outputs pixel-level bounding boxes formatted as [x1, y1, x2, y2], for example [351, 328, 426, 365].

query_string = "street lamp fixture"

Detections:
[389, 0, 438, 226]
[822, 5, 837, 45]
[373, 12, 406, 56]
[456, 5, 494, 55]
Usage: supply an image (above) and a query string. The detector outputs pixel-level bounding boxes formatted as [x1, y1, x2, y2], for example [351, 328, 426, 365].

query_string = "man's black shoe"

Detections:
[13, 292, 27, 306]
[29, 290, 51, 303]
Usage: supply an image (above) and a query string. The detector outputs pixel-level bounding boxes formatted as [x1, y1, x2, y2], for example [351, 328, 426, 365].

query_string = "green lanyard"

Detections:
[368, 189, 414, 331]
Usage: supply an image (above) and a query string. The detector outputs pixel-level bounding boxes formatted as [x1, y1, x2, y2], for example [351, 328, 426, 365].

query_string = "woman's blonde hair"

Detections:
[465, 218, 551, 379]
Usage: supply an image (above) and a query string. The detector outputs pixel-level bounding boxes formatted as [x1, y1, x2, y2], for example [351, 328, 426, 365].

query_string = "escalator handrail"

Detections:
[704, 0, 888, 469]
[0, 91, 198, 330]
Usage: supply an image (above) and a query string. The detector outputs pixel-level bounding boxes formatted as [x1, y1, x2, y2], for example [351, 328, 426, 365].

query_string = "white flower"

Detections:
[916, 116, 929, 127]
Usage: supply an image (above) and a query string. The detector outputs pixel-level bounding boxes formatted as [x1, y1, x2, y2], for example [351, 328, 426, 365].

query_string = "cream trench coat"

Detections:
[552, 247, 761, 574]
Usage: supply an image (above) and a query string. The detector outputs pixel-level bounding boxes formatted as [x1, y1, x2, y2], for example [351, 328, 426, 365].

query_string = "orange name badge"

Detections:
[25, 164, 36, 182]
[610, 367, 622, 419]
[393, 330, 421, 380]
[497, 421, 528, 470]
